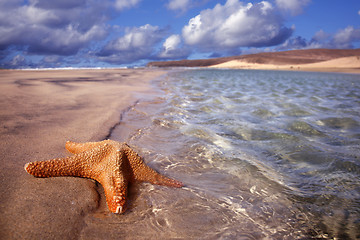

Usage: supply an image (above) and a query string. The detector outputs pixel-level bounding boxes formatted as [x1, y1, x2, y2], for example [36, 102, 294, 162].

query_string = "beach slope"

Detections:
[0, 68, 164, 239]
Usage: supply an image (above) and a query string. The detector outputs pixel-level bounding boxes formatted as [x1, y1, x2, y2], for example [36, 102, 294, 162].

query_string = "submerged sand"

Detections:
[209, 56, 360, 73]
[0, 68, 165, 239]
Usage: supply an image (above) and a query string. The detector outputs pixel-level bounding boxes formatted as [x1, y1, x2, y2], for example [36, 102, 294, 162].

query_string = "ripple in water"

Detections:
[110, 69, 360, 239]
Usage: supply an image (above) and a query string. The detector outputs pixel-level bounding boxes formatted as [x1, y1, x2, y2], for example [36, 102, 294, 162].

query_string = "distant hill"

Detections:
[147, 48, 360, 67]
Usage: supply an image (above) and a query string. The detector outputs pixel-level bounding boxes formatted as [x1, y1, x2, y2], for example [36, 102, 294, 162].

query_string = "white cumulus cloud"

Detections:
[163, 34, 182, 51]
[275, 0, 310, 15]
[182, 0, 293, 51]
[98, 24, 167, 64]
[158, 34, 190, 59]
[0, 0, 108, 56]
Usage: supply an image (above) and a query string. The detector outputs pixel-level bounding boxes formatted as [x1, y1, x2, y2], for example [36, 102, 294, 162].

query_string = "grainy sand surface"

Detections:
[0, 68, 165, 239]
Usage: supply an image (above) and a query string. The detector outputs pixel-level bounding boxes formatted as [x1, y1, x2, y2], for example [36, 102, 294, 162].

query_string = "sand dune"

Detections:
[148, 48, 360, 73]
[209, 56, 360, 73]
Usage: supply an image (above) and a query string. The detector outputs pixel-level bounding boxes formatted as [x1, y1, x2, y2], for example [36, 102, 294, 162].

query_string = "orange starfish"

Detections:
[24, 140, 183, 214]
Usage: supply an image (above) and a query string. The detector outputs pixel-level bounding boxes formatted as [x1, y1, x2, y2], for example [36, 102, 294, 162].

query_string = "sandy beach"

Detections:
[1, 67, 359, 239]
[0, 68, 165, 239]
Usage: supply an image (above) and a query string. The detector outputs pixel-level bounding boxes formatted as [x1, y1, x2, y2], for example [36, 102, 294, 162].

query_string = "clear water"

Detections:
[111, 69, 360, 239]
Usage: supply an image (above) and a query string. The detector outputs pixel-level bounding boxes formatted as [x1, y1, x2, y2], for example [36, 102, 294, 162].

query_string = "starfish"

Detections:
[24, 139, 183, 214]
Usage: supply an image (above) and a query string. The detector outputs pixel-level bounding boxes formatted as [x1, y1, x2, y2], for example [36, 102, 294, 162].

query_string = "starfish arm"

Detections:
[97, 149, 130, 214]
[99, 174, 128, 214]
[24, 156, 88, 178]
[123, 144, 183, 188]
[147, 168, 184, 188]
[146, 170, 184, 188]
[65, 140, 107, 154]
[25, 142, 114, 179]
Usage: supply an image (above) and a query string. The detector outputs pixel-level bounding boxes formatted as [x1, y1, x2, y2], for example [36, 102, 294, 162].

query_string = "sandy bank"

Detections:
[0, 68, 165, 239]
[148, 48, 360, 69]
[209, 56, 360, 74]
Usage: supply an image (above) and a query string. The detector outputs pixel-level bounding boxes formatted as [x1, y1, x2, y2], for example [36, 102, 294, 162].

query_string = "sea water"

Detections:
[111, 69, 360, 239]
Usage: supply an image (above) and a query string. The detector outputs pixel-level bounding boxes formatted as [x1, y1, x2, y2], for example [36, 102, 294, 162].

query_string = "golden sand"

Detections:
[209, 56, 360, 74]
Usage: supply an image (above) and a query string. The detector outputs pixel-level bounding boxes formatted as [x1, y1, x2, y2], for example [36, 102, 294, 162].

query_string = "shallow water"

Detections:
[111, 69, 360, 239]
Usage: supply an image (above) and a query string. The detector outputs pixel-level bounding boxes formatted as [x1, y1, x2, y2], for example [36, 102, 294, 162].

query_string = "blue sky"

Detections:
[0, 0, 359, 68]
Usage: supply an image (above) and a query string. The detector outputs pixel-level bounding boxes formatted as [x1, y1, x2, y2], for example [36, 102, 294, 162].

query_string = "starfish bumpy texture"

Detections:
[24, 140, 183, 214]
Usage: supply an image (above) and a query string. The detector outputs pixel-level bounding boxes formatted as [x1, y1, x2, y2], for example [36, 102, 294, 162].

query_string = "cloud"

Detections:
[158, 34, 190, 59]
[161, 35, 181, 53]
[31, 0, 87, 10]
[279, 36, 308, 49]
[275, 0, 310, 15]
[28, 24, 107, 55]
[278, 26, 360, 50]
[182, 0, 293, 51]
[311, 29, 330, 42]
[0, 0, 108, 57]
[277, 35, 318, 50]
[167, 0, 190, 12]
[114, 0, 141, 11]
[97, 24, 167, 64]
[9, 54, 27, 67]
[43, 55, 61, 63]
[166, 0, 208, 14]
[332, 26, 360, 48]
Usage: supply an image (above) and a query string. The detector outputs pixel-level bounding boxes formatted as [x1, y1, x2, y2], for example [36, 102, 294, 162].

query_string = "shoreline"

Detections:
[0, 68, 166, 239]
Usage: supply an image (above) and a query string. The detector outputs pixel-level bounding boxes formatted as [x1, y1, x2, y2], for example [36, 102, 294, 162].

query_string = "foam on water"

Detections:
[110, 69, 360, 239]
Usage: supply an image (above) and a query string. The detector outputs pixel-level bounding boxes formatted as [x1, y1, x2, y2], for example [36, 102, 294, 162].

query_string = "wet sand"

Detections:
[0, 68, 165, 239]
